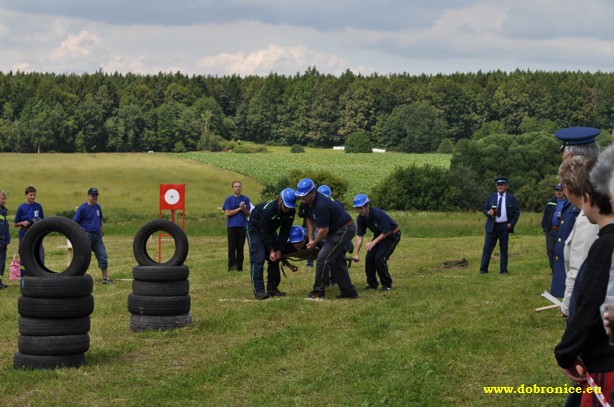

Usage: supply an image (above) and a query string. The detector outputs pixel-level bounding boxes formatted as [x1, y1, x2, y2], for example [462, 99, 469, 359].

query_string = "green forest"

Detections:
[1, 67, 613, 154]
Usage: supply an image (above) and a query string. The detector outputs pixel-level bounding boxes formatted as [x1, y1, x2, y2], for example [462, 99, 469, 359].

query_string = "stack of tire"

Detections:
[128, 219, 191, 332]
[13, 217, 94, 370]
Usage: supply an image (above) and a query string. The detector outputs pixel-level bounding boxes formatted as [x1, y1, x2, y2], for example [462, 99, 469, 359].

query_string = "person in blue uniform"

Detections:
[74, 188, 112, 285]
[0, 191, 10, 288]
[541, 184, 566, 274]
[14, 186, 44, 277]
[352, 194, 400, 291]
[295, 178, 358, 299]
[222, 181, 251, 272]
[246, 188, 296, 300]
[479, 176, 520, 275]
[550, 127, 601, 298]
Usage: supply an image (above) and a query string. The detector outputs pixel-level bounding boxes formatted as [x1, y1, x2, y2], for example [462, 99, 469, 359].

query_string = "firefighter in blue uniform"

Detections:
[246, 188, 296, 300]
[541, 183, 566, 274]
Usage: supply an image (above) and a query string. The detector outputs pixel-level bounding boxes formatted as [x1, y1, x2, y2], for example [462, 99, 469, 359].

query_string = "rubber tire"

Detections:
[20, 217, 92, 277]
[132, 279, 189, 296]
[13, 352, 86, 369]
[18, 334, 90, 356]
[19, 317, 91, 336]
[130, 313, 192, 332]
[132, 265, 189, 282]
[18, 296, 94, 319]
[133, 219, 189, 267]
[128, 294, 191, 316]
[20, 275, 94, 298]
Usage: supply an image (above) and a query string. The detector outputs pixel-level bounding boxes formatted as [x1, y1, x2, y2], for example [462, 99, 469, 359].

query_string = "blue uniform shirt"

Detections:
[302, 192, 352, 233]
[15, 202, 44, 238]
[73, 202, 104, 232]
[248, 199, 295, 251]
[0, 206, 10, 246]
[222, 194, 251, 228]
[356, 207, 398, 238]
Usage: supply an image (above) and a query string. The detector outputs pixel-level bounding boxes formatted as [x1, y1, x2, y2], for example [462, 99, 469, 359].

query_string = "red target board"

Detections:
[160, 184, 185, 210]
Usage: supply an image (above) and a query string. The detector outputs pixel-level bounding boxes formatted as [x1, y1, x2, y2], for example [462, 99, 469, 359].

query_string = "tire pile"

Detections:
[128, 219, 191, 332]
[13, 217, 94, 369]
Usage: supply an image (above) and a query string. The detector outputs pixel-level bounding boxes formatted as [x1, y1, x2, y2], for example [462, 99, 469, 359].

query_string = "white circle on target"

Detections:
[164, 189, 180, 205]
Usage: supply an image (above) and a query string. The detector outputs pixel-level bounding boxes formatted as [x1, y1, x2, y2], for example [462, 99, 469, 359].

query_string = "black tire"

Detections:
[19, 316, 91, 336]
[13, 352, 86, 369]
[128, 294, 191, 316]
[132, 279, 189, 296]
[130, 313, 192, 332]
[20, 275, 94, 298]
[18, 334, 90, 356]
[20, 217, 92, 277]
[18, 296, 94, 319]
[132, 265, 190, 282]
[133, 219, 189, 267]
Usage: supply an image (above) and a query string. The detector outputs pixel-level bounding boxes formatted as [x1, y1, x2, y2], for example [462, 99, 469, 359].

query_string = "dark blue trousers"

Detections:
[246, 225, 280, 295]
[480, 223, 509, 273]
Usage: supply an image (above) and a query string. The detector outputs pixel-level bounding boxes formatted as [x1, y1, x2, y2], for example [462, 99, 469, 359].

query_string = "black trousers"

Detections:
[365, 231, 400, 288]
[227, 227, 246, 271]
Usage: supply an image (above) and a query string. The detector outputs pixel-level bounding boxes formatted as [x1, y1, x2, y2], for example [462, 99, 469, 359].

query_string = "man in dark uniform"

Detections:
[479, 176, 521, 275]
[541, 183, 566, 274]
[549, 127, 601, 298]
[295, 178, 358, 299]
[246, 188, 296, 300]
[352, 194, 401, 291]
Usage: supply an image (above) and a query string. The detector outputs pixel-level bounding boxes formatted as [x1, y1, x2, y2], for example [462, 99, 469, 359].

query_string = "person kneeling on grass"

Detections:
[352, 194, 400, 292]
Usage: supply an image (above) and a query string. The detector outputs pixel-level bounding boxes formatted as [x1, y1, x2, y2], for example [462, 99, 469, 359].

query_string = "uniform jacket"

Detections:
[482, 192, 520, 234]
[248, 199, 295, 251]
[541, 198, 558, 232]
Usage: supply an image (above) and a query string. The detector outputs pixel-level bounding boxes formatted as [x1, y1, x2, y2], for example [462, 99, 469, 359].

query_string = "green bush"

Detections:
[370, 164, 451, 211]
[290, 144, 305, 153]
[234, 145, 269, 154]
[437, 138, 454, 154]
[345, 132, 372, 153]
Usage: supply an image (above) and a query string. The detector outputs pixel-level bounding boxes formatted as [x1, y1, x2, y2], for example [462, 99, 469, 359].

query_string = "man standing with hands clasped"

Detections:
[222, 181, 251, 272]
[479, 176, 520, 275]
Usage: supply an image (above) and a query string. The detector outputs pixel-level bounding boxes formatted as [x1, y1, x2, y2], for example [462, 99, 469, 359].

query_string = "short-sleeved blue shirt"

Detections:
[303, 192, 352, 233]
[15, 202, 44, 238]
[73, 202, 103, 232]
[222, 194, 251, 228]
[356, 207, 398, 238]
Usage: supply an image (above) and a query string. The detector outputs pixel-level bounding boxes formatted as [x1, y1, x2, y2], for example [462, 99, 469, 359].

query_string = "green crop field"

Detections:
[0, 152, 575, 406]
[179, 147, 451, 201]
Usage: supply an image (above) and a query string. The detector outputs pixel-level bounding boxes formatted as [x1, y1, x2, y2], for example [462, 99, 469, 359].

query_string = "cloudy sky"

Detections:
[0, 0, 612, 77]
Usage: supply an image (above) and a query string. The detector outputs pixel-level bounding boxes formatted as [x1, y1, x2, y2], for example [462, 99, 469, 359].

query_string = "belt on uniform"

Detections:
[550, 226, 560, 230]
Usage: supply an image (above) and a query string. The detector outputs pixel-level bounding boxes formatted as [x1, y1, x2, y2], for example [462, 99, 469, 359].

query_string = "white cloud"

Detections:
[50, 30, 103, 59]
[197, 44, 358, 76]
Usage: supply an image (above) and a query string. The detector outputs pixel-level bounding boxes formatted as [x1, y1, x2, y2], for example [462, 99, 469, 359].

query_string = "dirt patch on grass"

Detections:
[438, 258, 469, 270]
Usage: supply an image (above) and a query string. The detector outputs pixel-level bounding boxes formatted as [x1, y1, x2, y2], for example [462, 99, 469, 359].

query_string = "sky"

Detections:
[0, 0, 613, 77]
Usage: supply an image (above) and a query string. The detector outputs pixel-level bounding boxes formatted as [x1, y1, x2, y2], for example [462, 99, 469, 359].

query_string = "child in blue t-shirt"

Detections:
[14, 186, 44, 277]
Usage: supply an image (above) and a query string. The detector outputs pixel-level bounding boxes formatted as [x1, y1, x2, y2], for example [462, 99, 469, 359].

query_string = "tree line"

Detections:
[1, 67, 613, 154]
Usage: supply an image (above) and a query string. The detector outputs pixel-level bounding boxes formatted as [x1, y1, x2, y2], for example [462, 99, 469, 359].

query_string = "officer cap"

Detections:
[495, 176, 508, 184]
[555, 127, 600, 151]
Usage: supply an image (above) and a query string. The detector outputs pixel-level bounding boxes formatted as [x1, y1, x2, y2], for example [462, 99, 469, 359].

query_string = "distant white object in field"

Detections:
[333, 146, 345, 150]
[372, 148, 386, 153]
[148, 151, 154, 153]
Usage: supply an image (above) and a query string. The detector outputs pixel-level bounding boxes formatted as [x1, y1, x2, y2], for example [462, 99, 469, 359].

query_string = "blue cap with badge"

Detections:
[495, 176, 508, 184]
[555, 183, 564, 191]
[555, 127, 600, 151]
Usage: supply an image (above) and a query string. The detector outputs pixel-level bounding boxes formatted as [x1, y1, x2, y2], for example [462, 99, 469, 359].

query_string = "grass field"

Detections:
[0, 152, 575, 406]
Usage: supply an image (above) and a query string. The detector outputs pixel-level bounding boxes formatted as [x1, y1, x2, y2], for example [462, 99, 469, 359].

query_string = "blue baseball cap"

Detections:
[555, 127, 600, 151]
[555, 183, 564, 191]
[87, 187, 99, 196]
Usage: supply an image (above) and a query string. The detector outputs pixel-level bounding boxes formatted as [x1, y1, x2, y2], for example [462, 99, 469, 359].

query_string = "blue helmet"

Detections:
[288, 226, 306, 243]
[317, 185, 332, 197]
[353, 193, 370, 207]
[280, 188, 297, 208]
[295, 178, 316, 197]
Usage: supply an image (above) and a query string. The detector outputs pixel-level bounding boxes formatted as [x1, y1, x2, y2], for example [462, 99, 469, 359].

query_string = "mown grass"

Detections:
[0, 152, 570, 406]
